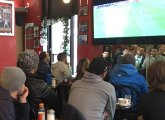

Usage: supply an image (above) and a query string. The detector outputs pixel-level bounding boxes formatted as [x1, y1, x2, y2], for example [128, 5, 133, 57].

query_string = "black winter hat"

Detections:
[88, 57, 107, 75]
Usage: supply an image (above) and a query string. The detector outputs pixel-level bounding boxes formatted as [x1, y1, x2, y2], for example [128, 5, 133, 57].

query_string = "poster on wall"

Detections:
[0, 0, 14, 36]
[78, 34, 88, 44]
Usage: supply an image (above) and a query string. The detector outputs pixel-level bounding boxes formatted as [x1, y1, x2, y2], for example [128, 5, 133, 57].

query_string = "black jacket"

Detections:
[37, 61, 51, 80]
[0, 86, 30, 120]
[25, 73, 60, 118]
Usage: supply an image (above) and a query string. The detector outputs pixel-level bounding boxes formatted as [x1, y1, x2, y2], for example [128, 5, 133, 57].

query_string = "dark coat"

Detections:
[60, 103, 85, 120]
[37, 61, 54, 85]
[25, 73, 60, 118]
[0, 86, 30, 120]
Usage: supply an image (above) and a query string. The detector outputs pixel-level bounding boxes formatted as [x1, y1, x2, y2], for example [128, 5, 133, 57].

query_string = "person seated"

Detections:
[0, 67, 29, 120]
[52, 52, 72, 85]
[37, 52, 52, 85]
[68, 57, 116, 120]
[109, 54, 148, 112]
[73, 57, 90, 82]
[138, 61, 165, 120]
[17, 50, 60, 119]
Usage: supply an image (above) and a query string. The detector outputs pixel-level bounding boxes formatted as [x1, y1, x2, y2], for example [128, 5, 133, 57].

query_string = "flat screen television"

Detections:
[93, 0, 165, 45]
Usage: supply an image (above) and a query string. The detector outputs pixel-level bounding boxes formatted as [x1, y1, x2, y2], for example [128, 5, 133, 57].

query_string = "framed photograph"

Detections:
[25, 23, 34, 40]
[79, 6, 88, 16]
[79, 21, 88, 32]
[0, 0, 14, 36]
[78, 34, 88, 44]
[34, 39, 40, 48]
[34, 26, 39, 37]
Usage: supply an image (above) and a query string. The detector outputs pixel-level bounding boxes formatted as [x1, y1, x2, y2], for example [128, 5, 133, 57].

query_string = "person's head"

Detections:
[17, 50, 39, 74]
[122, 54, 135, 65]
[77, 58, 90, 74]
[122, 48, 129, 56]
[57, 52, 67, 63]
[0, 67, 26, 94]
[150, 48, 158, 57]
[147, 61, 165, 91]
[87, 57, 107, 78]
[39, 52, 50, 63]
[137, 47, 144, 55]
[159, 45, 165, 55]
[102, 50, 110, 58]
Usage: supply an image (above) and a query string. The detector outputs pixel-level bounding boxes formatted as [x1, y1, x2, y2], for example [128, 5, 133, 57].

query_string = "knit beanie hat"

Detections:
[88, 57, 107, 75]
[17, 50, 39, 73]
[0, 67, 26, 92]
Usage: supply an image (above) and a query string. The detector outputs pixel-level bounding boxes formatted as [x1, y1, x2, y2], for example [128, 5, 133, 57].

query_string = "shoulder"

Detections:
[0, 100, 15, 119]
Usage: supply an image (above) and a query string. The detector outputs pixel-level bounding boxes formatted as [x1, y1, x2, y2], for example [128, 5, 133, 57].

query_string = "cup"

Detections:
[52, 78, 56, 88]
[118, 98, 131, 106]
[125, 95, 131, 103]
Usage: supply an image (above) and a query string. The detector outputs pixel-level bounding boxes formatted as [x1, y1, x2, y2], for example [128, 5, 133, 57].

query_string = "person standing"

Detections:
[0, 67, 29, 120]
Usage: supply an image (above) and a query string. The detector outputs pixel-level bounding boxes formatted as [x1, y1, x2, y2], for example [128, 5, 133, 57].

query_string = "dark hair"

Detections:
[147, 61, 165, 91]
[122, 54, 135, 65]
[57, 52, 67, 61]
[87, 57, 107, 75]
[39, 52, 47, 61]
[76, 58, 90, 78]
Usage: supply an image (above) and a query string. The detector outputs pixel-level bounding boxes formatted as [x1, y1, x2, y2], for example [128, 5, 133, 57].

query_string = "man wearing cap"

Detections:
[0, 67, 29, 120]
[17, 50, 59, 119]
[68, 57, 116, 120]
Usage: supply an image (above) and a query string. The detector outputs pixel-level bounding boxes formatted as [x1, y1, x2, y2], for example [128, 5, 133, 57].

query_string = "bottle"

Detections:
[47, 109, 55, 120]
[52, 78, 56, 88]
[38, 103, 45, 120]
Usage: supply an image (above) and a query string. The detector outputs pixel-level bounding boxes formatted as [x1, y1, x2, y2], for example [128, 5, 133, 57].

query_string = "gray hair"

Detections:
[0, 67, 26, 92]
[17, 50, 39, 73]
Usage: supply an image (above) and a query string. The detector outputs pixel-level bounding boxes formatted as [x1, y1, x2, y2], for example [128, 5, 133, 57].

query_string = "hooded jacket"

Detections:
[0, 86, 30, 120]
[109, 64, 148, 110]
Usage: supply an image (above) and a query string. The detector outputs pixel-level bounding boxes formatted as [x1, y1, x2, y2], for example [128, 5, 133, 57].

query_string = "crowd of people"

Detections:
[0, 44, 165, 120]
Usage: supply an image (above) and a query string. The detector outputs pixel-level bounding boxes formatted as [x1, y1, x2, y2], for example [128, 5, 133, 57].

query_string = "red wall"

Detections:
[77, 0, 103, 61]
[0, 1, 19, 72]
[24, 0, 42, 54]
[15, 0, 24, 7]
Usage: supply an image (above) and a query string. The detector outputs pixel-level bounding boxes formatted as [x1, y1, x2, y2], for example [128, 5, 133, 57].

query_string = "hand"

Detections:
[103, 111, 109, 119]
[19, 86, 29, 103]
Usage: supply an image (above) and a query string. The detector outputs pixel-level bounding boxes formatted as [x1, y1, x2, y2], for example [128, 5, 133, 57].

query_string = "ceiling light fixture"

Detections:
[63, 0, 70, 4]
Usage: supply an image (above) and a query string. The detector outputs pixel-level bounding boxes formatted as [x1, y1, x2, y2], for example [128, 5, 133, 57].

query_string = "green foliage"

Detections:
[40, 17, 70, 54]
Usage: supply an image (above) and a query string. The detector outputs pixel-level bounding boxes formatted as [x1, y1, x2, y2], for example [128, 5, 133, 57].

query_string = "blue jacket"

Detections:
[109, 64, 148, 111]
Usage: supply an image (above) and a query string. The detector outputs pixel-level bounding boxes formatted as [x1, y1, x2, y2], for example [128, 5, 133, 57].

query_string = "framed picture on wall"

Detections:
[79, 21, 88, 32]
[78, 34, 88, 44]
[34, 26, 39, 37]
[0, 0, 14, 36]
[34, 39, 40, 48]
[79, 6, 88, 16]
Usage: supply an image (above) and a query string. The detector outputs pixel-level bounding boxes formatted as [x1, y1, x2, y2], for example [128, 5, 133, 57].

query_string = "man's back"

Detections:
[52, 61, 72, 84]
[68, 71, 116, 120]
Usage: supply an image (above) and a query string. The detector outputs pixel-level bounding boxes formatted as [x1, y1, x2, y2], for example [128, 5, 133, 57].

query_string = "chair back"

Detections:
[60, 103, 85, 120]
[56, 81, 72, 102]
